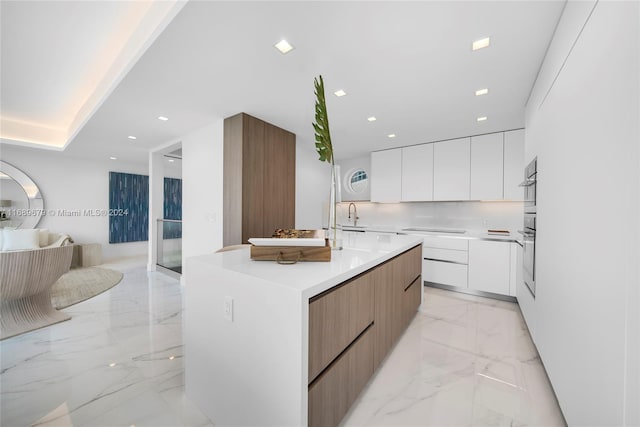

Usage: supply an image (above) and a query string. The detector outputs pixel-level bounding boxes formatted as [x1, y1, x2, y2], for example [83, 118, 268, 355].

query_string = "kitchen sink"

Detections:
[401, 227, 467, 234]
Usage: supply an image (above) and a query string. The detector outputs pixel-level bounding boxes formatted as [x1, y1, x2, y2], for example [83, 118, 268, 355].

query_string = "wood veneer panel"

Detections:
[373, 245, 421, 369]
[402, 276, 422, 329]
[373, 259, 401, 369]
[400, 245, 423, 289]
[224, 112, 296, 244]
[263, 124, 296, 235]
[223, 114, 244, 246]
[283, 129, 296, 228]
[241, 114, 265, 242]
[307, 245, 422, 426]
[308, 326, 374, 427]
[308, 272, 374, 382]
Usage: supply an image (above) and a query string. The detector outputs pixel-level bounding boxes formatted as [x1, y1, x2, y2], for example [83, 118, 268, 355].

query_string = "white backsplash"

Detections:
[336, 201, 524, 233]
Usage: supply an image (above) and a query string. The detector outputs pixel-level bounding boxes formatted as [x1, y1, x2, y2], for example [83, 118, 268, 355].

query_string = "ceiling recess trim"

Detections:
[0, 0, 188, 151]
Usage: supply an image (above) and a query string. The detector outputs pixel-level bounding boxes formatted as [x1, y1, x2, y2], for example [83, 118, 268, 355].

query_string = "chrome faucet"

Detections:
[348, 203, 359, 226]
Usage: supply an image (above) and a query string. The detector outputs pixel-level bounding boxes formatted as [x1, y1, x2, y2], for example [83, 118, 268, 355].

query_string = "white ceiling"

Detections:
[1, 0, 566, 163]
[0, 0, 185, 149]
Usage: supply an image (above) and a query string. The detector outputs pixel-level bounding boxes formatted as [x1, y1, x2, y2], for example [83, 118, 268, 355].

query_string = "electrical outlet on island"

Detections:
[224, 296, 234, 322]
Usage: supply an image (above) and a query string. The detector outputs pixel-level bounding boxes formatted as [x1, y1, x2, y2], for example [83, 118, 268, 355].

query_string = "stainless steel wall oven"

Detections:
[520, 158, 537, 296]
[522, 214, 536, 296]
[523, 158, 537, 213]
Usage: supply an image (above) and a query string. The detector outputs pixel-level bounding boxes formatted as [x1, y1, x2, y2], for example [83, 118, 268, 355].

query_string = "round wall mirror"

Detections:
[0, 161, 44, 229]
[344, 168, 369, 196]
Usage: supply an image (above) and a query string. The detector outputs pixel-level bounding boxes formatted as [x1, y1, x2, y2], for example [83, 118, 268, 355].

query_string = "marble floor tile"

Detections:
[0, 261, 206, 427]
[2, 261, 565, 426]
[342, 287, 566, 427]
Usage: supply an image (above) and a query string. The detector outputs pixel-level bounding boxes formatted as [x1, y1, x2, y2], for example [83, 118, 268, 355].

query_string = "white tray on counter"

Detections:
[248, 238, 326, 247]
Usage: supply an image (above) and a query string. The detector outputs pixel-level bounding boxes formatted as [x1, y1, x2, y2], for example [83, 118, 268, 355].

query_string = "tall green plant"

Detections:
[313, 75, 341, 249]
[313, 75, 334, 165]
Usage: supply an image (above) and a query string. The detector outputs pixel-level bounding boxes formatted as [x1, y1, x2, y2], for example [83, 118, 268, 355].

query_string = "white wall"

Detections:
[337, 155, 371, 202]
[181, 123, 328, 273]
[0, 144, 149, 260]
[295, 145, 331, 229]
[181, 120, 225, 272]
[336, 200, 522, 234]
[524, 2, 639, 425]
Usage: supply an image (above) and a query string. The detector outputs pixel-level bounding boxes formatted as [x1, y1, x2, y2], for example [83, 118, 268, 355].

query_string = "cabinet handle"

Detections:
[518, 178, 536, 187]
[424, 257, 468, 266]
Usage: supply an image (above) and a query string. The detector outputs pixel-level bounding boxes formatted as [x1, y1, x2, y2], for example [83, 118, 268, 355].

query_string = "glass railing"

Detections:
[156, 219, 182, 274]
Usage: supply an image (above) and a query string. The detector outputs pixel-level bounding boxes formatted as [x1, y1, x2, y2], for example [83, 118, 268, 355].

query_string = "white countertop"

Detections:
[342, 224, 522, 243]
[187, 233, 423, 298]
[185, 234, 423, 426]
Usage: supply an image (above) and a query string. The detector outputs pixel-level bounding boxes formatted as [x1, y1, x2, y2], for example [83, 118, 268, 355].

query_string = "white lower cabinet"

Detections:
[468, 239, 511, 295]
[414, 234, 516, 298]
[422, 236, 469, 287]
[423, 260, 468, 287]
[515, 242, 536, 341]
[423, 247, 468, 264]
[509, 243, 518, 296]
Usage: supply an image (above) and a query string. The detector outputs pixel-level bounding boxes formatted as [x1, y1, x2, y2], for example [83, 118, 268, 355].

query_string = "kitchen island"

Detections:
[184, 233, 423, 427]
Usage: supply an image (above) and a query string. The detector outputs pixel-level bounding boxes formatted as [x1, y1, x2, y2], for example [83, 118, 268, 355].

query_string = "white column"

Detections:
[148, 151, 164, 271]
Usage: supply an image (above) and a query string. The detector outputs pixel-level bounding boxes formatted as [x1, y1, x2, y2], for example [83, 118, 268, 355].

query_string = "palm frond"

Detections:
[312, 75, 334, 165]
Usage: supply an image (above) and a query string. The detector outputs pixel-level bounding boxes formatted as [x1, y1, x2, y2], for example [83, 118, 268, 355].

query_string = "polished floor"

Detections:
[0, 259, 565, 426]
[341, 289, 566, 426]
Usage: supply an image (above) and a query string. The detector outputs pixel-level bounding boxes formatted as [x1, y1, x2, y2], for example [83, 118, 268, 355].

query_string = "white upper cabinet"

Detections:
[370, 148, 402, 202]
[401, 144, 433, 201]
[433, 137, 470, 201]
[371, 130, 523, 202]
[503, 129, 525, 200]
[470, 133, 504, 200]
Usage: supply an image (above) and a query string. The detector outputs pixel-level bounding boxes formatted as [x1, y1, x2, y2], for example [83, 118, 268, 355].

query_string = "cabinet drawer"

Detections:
[308, 273, 374, 382]
[423, 259, 468, 287]
[399, 245, 422, 286]
[402, 276, 422, 328]
[423, 247, 468, 264]
[422, 236, 469, 251]
[308, 326, 374, 427]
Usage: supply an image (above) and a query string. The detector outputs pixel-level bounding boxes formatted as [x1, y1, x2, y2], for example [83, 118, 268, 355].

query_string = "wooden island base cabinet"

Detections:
[307, 245, 422, 427]
[185, 234, 423, 427]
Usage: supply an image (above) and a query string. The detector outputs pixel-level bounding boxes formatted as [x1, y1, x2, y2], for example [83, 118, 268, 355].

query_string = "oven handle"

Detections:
[517, 230, 536, 238]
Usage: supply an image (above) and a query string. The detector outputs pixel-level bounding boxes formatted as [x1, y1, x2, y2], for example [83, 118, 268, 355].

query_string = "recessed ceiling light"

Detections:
[475, 88, 489, 96]
[274, 39, 294, 54]
[367, 116, 377, 122]
[158, 116, 169, 121]
[109, 362, 116, 367]
[169, 356, 175, 360]
[128, 135, 137, 140]
[168, 159, 175, 163]
[472, 37, 491, 51]
[388, 134, 396, 138]
[109, 156, 117, 160]
[334, 89, 346, 97]
[477, 116, 488, 122]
